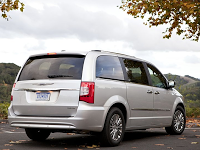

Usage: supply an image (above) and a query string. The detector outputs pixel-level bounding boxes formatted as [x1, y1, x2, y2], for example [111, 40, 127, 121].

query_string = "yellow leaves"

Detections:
[185, 3, 195, 9]
[155, 144, 165, 146]
[2, 13, 7, 18]
[20, 3, 24, 12]
[9, 140, 26, 144]
[3, 140, 27, 148]
[120, 0, 200, 41]
[186, 118, 200, 128]
[67, 133, 76, 135]
[10, 140, 21, 143]
[178, 137, 186, 140]
[1, 3, 6, 11]
[86, 145, 99, 148]
[4, 144, 13, 146]
[79, 144, 100, 149]
[128, 2, 133, 7]
[0, 0, 25, 20]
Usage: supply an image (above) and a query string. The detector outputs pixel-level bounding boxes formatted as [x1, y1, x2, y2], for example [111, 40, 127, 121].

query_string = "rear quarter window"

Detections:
[96, 55, 124, 80]
[18, 55, 85, 81]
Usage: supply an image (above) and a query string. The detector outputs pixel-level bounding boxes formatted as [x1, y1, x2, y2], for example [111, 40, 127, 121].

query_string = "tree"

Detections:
[0, 0, 24, 20]
[120, 0, 200, 41]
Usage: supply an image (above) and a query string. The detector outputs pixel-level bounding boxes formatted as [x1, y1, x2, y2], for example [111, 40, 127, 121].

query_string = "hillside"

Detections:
[165, 73, 200, 117]
[180, 76, 198, 85]
[0, 63, 20, 102]
[165, 73, 200, 99]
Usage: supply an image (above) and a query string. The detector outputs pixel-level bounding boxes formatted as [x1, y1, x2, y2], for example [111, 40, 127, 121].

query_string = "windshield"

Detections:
[18, 55, 85, 81]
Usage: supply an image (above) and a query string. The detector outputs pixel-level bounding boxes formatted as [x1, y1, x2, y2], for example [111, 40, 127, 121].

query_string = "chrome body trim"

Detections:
[14, 88, 79, 92]
[131, 108, 170, 111]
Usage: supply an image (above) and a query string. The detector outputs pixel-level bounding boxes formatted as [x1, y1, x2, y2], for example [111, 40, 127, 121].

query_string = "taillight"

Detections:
[11, 95, 13, 101]
[79, 82, 94, 103]
[13, 83, 16, 88]
[11, 83, 16, 101]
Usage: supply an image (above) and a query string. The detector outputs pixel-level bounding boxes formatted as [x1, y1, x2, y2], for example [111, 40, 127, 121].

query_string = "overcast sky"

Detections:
[0, 0, 200, 78]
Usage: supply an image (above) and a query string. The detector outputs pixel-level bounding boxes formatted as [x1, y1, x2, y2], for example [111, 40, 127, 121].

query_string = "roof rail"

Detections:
[91, 50, 135, 58]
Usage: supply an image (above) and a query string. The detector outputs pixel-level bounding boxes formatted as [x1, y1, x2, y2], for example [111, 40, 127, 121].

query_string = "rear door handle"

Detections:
[155, 91, 160, 95]
[147, 90, 153, 94]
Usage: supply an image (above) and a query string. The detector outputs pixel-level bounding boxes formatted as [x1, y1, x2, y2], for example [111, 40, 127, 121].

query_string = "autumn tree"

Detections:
[120, 0, 200, 41]
[0, 0, 24, 20]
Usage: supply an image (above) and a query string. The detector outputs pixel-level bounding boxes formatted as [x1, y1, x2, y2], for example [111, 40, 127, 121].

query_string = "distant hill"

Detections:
[165, 73, 200, 104]
[0, 63, 20, 102]
[165, 74, 200, 117]
[165, 74, 200, 87]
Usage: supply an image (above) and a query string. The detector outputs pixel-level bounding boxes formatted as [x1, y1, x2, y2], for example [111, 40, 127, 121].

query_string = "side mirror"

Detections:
[168, 80, 175, 89]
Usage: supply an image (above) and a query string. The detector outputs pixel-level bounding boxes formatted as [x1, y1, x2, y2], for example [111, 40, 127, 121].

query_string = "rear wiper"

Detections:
[48, 75, 73, 78]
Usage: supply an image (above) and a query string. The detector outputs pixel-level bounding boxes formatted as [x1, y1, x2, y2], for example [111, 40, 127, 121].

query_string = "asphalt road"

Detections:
[0, 120, 200, 150]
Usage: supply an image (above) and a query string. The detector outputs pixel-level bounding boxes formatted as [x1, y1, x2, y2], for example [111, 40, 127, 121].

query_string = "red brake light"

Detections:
[79, 82, 94, 103]
[11, 95, 13, 101]
[47, 52, 57, 55]
[11, 83, 16, 101]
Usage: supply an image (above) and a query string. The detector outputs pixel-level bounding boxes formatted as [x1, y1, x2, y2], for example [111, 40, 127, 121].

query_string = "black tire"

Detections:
[165, 106, 186, 135]
[100, 107, 125, 146]
[25, 128, 51, 141]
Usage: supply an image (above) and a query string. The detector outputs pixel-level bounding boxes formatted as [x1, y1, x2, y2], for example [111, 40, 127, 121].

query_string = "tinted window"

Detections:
[18, 55, 85, 81]
[147, 64, 167, 88]
[123, 59, 149, 85]
[96, 56, 124, 80]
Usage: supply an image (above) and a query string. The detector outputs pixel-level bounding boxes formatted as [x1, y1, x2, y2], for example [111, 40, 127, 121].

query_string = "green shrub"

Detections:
[184, 99, 200, 118]
[0, 102, 10, 119]
[186, 106, 200, 118]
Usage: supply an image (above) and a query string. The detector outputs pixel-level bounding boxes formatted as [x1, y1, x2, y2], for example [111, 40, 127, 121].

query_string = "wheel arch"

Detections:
[109, 103, 128, 124]
[103, 95, 130, 126]
[172, 97, 185, 116]
[177, 103, 185, 111]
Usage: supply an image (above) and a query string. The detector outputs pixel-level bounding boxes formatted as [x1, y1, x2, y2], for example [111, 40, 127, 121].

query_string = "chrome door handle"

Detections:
[155, 91, 160, 95]
[147, 90, 153, 94]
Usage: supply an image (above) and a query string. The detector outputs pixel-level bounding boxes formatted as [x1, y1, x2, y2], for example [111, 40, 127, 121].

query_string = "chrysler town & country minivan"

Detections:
[8, 50, 186, 146]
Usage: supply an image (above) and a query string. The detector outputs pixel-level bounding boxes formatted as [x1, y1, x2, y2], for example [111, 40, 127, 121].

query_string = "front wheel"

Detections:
[100, 107, 125, 146]
[25, 128, 51, 141]
[165, 106, 186, 135]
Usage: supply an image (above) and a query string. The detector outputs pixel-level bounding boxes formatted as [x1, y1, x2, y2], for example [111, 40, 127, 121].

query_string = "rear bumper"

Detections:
[8, 102, 108, 132]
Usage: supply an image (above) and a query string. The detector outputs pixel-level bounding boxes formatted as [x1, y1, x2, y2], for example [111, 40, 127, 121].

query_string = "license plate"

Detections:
[36, 92, 50, 101]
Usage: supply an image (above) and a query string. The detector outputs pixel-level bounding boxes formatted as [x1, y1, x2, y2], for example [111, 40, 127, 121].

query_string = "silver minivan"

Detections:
[8, 50, 185, 146]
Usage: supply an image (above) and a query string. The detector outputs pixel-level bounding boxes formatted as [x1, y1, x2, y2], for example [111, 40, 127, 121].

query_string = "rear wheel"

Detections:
[25, 128, 51, 141]
[100, 107, 125, 146]
[165, 106, 186, 135]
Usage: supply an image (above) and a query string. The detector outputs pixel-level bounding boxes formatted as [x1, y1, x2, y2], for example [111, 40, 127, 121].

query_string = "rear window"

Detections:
[18, 55, 85, 81]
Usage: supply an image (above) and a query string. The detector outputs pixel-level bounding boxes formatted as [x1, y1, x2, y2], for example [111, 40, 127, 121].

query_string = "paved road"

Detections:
[0, 120, 200, 150]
